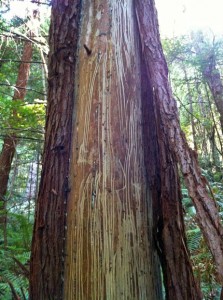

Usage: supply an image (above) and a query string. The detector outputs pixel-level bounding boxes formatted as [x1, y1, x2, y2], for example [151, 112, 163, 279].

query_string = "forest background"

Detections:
[0, 0, 223, 299]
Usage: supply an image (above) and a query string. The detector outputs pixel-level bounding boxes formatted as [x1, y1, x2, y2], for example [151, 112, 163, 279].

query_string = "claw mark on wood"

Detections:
[91, 190, 96, 208]
[84, 44, 92, 56]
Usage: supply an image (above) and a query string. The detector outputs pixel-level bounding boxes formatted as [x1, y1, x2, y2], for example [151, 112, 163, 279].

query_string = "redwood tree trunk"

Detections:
[30, 0, 205, 299]
[0, 39, 33, 246]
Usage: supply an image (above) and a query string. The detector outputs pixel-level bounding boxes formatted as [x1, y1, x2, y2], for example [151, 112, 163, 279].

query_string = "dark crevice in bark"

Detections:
[140, 59, 164, 300]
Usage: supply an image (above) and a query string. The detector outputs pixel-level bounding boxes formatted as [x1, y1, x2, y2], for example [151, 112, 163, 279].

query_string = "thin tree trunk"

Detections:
[34, 151, 40, 201]
[204, 84, 223, 157]
[203, 55, 223, 135]
[193, 35, 223, 135]
[0, 39, 33, 246]
[183, 67, 197, 151]
[211, 129, 221, 168]
[135, 0, 223, 285]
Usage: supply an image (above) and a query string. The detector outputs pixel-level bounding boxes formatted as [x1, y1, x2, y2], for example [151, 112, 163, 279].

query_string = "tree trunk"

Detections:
[203, 55, 223, 135]
[193, 34, 223, 135]
[205, 84, 223, 158]
[135, 0, 223, 285]
[0, 39, 33, 246]
[30, 0, 204, 300]
[183, 67, 197, 151]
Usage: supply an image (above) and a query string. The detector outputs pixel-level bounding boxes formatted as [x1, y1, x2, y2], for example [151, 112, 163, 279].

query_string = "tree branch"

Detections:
[0, 27, 48, 50]
[0, 59, 46, 64]
[0, 83, 46, 96]
[0, 134, 44, 142]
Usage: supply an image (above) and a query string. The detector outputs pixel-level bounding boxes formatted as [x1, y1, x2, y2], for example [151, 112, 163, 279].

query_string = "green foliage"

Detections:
[0, 97, 45, 139]
[0, 213, 32, 299]
[182, 187, 222, 299]
[0, 6, 49, 299]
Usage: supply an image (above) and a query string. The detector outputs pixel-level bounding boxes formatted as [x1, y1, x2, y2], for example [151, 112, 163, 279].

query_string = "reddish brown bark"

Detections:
[0, 39, 33, 246]
[135, 0, 223, 287]
[29, 1, 81, 299]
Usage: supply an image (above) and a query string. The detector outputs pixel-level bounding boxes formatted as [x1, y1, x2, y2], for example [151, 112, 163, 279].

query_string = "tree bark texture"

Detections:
[64, 1, 162, 299]
[29, 1, 81, 299]
[0, 39, 33, 244]
[135, 0, 223, 286]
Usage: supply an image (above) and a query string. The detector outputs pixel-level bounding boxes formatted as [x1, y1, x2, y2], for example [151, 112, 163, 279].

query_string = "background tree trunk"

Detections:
[0, 39, 33, 247]
[183, 67, 197, 151]
[203, 55, 223, 135]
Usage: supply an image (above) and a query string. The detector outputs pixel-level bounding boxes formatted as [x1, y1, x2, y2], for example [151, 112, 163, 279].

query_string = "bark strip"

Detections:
[29, 1, 81, 299]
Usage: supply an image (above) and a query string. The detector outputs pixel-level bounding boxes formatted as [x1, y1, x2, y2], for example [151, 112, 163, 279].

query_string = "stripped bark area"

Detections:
[135, 0, 223, 287]
[64, 1, 162, 299]
[29, 1, 81, 299]
[0, 39, 33, 245]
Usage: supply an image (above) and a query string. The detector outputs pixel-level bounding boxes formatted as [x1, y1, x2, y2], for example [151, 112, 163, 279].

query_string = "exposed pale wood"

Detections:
[64, 1, 162, 299]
